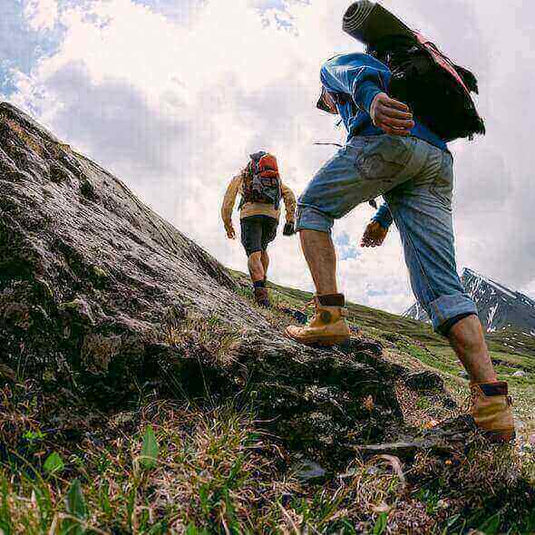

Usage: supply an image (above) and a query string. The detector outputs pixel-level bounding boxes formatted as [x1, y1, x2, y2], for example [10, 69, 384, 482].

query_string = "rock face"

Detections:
[405, 268, 535, 335]
[0, 103, 409, 467]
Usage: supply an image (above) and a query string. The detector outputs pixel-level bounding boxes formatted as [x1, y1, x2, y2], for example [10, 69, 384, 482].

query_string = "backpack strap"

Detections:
[413, 32, 471, 95]
[238, 166, 253, 209]
[454, 64, 479, 94]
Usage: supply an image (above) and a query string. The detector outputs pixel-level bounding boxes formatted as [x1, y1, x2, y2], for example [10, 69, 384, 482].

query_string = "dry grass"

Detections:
[0, 381, 43, 448]
[162, 312, 242, 366]
[1, 388, 533, 534]
[0, 398, 412, 534]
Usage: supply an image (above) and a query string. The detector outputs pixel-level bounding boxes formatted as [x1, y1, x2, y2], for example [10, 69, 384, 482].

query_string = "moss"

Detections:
[92, 266, 108, 279]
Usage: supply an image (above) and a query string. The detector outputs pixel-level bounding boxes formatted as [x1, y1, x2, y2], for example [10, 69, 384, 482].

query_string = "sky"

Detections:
[1, 0, 534, 314]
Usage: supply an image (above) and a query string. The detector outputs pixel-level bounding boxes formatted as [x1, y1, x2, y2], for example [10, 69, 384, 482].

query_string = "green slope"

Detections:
[236, 273, 534, 432]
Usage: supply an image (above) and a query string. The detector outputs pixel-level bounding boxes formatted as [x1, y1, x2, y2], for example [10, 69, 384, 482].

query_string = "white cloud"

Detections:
[24, 0, 59, 31]
[5, 0, 535, 310]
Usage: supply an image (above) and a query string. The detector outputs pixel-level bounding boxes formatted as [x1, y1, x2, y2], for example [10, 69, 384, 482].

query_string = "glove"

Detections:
[283, 222, 295, 236]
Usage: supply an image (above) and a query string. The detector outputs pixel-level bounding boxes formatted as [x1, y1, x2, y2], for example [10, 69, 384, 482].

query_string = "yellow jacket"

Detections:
[221, 170, 297, 232]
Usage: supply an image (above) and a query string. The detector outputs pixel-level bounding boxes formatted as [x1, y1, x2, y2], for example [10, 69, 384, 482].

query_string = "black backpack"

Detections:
[343, 1, 485, 142]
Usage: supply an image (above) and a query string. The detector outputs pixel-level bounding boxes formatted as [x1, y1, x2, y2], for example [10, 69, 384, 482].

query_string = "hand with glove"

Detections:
[283, 222, 295, 236]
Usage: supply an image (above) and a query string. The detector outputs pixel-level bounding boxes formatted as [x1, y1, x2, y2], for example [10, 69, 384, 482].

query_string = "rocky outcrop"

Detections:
[0, 102, 239, 383]
[1, 103, 439, 467]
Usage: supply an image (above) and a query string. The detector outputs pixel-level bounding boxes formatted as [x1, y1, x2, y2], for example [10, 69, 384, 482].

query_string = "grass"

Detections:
[1, 273, 534, 533]
[1, 390, 533, 534]
[0, 395, 406, 534]
[162, 311, 242, 365]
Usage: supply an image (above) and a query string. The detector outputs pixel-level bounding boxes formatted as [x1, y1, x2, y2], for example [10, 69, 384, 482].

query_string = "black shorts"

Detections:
[240, 215, 278, 257]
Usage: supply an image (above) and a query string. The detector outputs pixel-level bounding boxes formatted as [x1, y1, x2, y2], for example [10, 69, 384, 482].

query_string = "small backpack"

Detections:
[343, 1, 485, 142]
[240, 151, 282, 209]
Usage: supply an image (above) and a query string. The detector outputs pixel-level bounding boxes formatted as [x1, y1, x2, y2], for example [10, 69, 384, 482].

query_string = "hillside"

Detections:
[257, 276, 535, 433]
[0, 101, 412, 466]
[0, 103, 534, 534]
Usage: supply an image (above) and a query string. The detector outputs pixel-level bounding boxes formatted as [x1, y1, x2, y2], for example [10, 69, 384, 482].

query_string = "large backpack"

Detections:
[343, 1, 485, 142]
[241, 151, 282, 209]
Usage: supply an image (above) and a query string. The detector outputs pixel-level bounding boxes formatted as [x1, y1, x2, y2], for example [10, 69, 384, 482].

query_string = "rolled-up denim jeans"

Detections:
[296, 135, 477, 333]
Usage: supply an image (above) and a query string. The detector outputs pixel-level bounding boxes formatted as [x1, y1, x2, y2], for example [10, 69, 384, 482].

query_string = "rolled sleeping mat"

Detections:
[342, 1, 415, 46]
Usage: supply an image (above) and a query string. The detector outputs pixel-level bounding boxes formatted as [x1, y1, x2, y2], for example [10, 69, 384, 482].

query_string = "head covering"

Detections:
[250, 150, 267, 160]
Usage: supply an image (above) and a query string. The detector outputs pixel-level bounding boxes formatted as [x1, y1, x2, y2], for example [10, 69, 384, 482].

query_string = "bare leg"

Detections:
[247, 252, 265, 283]
[299, 229, 338, 295]
[285, 229, 349, 346]
[448, 315, 498, 383]
[261, 250, 269, 280]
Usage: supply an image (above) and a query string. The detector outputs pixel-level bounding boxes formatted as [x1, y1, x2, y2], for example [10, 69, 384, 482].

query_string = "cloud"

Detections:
[3, 0, 535, 311]
[44, 61, 186, 180]
[131, 0, 205, 24]
[24, 0, 59, 31]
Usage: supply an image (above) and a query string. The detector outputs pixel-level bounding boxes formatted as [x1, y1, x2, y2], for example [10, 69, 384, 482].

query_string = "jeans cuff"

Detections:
[427, 293, 478, 333]
[295, 204, 334, 233]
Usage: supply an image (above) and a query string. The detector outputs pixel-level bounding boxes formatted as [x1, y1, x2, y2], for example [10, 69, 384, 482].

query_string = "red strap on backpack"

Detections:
[413, 32, 470, 95]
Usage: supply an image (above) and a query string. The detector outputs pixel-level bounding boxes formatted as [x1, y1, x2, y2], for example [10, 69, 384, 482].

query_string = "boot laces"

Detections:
[300, 299, 315, 313]
[462, 386, 514, 412]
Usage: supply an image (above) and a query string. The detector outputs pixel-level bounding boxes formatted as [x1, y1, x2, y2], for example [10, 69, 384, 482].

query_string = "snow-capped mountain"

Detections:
[404, 268, 535, 335]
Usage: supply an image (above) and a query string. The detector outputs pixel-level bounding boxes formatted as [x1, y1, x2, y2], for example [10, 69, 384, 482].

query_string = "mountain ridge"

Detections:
[405, 267, 535, 336]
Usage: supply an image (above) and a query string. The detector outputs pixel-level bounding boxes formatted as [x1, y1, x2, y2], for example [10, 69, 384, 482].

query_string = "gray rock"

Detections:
[294, 459, 326, 482]
[0, 103, 412, 468]
[357, 416, 478, 461]
[404, 370, 444, 391]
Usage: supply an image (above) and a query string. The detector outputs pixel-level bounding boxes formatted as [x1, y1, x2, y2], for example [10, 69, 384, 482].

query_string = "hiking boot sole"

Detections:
[284, 328, 350, 347]
[482, 429, 516, 443]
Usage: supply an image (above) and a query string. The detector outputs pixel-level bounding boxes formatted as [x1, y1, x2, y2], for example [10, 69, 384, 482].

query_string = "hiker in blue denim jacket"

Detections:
[286, 51, 471, 338]
[285, 52, 514, 441]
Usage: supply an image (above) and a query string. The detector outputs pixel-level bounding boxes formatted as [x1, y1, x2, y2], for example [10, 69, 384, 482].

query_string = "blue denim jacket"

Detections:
[321, 53, 448, 229]
[320, 53, 447, 150]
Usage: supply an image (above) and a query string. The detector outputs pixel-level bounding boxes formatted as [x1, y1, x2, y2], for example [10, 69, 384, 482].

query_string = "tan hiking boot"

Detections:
[254, 287, 270, 308]
[285, 294, 351, 347]
[469, 381, 515, 442]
